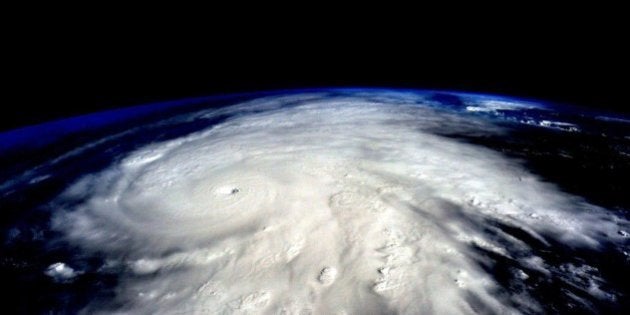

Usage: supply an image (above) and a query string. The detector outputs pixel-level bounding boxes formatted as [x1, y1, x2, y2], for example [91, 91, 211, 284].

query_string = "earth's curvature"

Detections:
[1, 88, 629, 314]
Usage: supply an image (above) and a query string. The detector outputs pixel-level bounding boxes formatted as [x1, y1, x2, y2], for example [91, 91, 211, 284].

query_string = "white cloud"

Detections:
[51, 92, 627, 314]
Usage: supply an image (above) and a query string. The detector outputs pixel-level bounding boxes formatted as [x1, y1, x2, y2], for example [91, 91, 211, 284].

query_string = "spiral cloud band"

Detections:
[52, 92, 627, 314]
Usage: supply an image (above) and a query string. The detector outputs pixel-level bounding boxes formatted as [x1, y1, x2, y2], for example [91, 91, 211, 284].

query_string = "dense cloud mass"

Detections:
[51, 93, 628, 314]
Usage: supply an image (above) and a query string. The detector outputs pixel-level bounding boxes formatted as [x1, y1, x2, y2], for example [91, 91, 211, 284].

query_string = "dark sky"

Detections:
[5, 22, 628, 131]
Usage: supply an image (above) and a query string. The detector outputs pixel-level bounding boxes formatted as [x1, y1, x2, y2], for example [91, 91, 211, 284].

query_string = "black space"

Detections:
[5, 20, 628, 131]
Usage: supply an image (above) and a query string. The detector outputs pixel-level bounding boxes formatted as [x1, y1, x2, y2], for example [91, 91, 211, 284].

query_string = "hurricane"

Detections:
[24, 91, 625, 314]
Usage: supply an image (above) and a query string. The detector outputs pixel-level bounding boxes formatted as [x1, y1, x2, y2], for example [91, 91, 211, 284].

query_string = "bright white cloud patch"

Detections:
[465, 99, 540, 113]
[45, 262, 79, 282]
[52, 93, 627, 314]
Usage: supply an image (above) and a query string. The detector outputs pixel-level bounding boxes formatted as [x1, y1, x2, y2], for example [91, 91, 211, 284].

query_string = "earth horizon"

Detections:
[1, 88, 629, 314]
